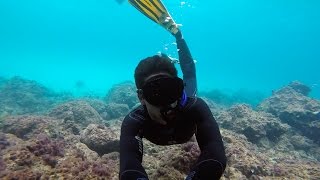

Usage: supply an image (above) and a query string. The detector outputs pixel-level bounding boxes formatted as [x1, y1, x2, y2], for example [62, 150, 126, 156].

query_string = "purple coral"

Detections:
[92, 163, 110, 176]
[272, 165, 287, 176]
[78, 161, 90, 172]
[42, 154, 58, 168]
[26, 134, 65, 167]
[182, 142, 200, 156]
[0, 133, 10, 150]
[9, 148, 33, 166]
[0, 156, 6, 171]
[27, 134, 65, 157]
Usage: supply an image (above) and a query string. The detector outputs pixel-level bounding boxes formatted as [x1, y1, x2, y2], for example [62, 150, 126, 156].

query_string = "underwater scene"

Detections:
[0, 0, 319, 179]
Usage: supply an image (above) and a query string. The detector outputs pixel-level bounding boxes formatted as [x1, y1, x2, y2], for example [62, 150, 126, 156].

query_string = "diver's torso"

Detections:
[142, 112, 196, 145]
[132, 97, 198, 145]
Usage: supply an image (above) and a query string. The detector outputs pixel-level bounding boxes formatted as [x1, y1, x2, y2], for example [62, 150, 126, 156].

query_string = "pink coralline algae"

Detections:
[8, 147, 33, 166]
[54, 155, 117, 179]
[0, 133, 10, 150]
[92, 162, 111, 177]
[1, 115, 62, 140]
[174, 142, 201, 172]
[3, 169, 43, 179]
[182, 141, 201, 157]
[0, 156, 6, 171]
[26, 134, 65, 167]
[0, 134, 9, 172]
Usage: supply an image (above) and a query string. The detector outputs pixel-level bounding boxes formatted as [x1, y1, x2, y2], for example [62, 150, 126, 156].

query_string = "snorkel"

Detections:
[159, 90, 187, 122]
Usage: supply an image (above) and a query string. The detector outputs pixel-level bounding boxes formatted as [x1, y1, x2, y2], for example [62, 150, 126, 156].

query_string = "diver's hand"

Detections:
[174, 29, 183, 39]
[159, 14, 179, 35]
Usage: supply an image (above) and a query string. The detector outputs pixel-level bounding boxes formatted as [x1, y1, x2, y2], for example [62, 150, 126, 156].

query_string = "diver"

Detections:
[119, 0, 227, 179]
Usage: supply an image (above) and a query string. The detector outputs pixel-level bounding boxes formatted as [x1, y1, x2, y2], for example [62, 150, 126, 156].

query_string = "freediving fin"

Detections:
[128, 0, 179, 34]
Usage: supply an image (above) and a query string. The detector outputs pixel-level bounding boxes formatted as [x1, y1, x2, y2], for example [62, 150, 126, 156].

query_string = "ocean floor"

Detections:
[0, 76, 319, 179]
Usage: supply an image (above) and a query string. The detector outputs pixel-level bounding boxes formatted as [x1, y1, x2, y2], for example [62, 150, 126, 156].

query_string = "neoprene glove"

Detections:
[159, 14, 179, 35]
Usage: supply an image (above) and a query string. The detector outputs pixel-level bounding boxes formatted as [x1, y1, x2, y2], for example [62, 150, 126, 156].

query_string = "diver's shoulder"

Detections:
[184, 96, 197, 109]
[124, 104, 146, 123]
[184, 96, 207, 109]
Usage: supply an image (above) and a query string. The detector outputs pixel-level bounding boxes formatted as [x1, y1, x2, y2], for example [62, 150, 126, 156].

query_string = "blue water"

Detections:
[1, 0, 319, 98]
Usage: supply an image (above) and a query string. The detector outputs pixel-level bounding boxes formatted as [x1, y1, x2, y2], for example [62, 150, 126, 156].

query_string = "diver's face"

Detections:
[144, 100, 177, 125]
[138, 72, 178, 125]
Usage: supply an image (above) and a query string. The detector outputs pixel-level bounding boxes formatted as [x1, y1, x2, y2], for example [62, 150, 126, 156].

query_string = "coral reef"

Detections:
[82, 98, 111, 120]
[75, 142, 99, 161]
[2, 169, 43, 179]
[201, 97, 226, 116]
[141, 139, 198, 179]
[8, 146, 34, 167]
[0, 76, 6, 88]
[0, 76, 71, 116]
[0, 133, 10, 150]
[200, 89, 266, 107]
[0, 131, 119, 179]
[104, 103, 130, 120]
[26, 134, 65, 167]
[258, 81, 320, 144]
[0, 156, 5, 172]
[222, 129, 320, 179]
[54, 155, 117, 179]
[217, 104, 290, 144]
[82, 98, 130, 120]
[80, 124, 120, 155]
[0, 79, 319, 179]
[0, 133, 8, 173]
[287, 81, 311, 96]
[0, 115, 63, 140]
[105, 81, 139, 109]
[165, 142, 199, 173]
[49, 100, 103, 128]
[150, 166, 185, 180]
[222, 130, 270, 178]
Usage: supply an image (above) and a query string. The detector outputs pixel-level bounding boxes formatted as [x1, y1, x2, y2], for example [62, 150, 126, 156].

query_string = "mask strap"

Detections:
[179, 90, 187, 107]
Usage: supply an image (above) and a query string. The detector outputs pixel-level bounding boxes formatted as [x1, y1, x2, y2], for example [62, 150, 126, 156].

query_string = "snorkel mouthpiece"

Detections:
[160, 101, 178, 116]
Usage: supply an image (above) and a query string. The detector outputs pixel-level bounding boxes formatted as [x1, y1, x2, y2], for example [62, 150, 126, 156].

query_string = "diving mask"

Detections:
[140, 75, 184, 107]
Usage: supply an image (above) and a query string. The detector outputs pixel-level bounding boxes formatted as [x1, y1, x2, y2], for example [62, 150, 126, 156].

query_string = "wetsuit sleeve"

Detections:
[175, 30, 197, 97]
[119, 115, 149, 180]
[186, 98, 227, 180]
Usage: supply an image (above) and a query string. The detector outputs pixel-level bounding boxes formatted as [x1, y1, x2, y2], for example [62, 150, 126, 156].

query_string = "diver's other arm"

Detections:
[174, 30, 197, 97]
[186, 98, 227, 180]
[119, 116, 149, 180]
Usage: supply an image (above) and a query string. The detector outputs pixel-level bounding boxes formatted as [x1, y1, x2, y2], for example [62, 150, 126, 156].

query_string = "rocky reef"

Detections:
[0, 77, 6, 88]
[105, 81, 139, 109]
[80, 124, 119, 156]
[48, 100, 104, 129]
[217, 104, 290, 145]
[0, 78, 319, 179]
[200, 89, 266, 107]
[258, 81, 320, 144]
[0, 76, 71, 116]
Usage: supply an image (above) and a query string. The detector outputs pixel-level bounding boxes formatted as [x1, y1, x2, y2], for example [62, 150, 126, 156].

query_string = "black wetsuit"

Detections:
[120, 32, 227, 180]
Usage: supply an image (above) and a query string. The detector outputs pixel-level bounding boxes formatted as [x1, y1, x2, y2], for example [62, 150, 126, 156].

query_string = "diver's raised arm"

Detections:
[173, 29, 198, 97]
